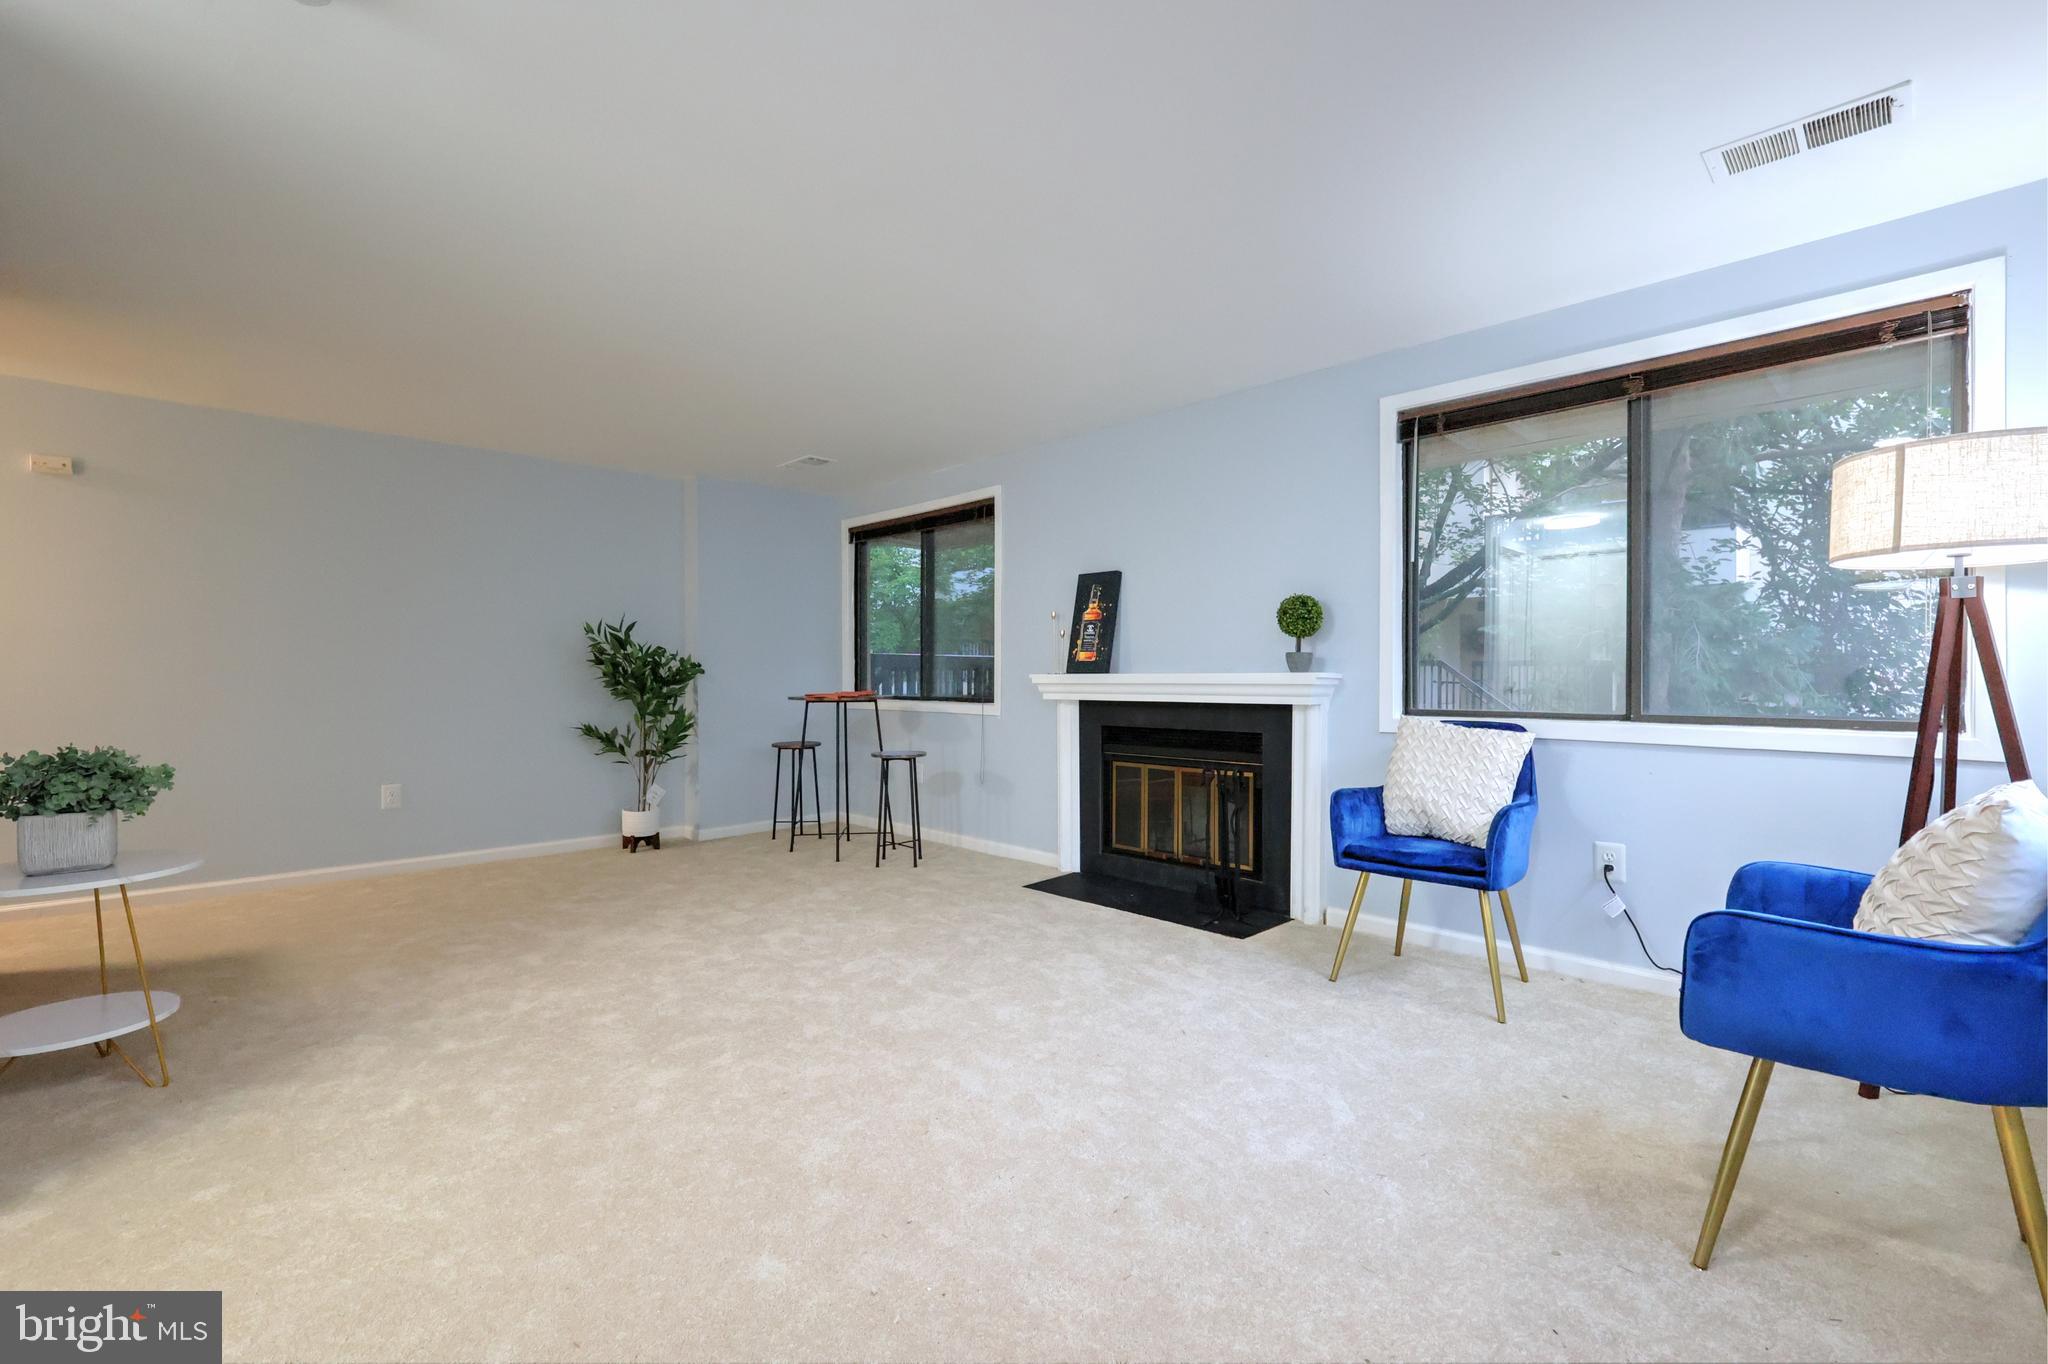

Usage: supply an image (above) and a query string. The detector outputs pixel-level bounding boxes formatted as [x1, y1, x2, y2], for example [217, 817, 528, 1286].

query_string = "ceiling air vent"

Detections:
[1703, 82, 1911, 182]
[1719, 127, 1801, 177]
[778, 455, 833, 469]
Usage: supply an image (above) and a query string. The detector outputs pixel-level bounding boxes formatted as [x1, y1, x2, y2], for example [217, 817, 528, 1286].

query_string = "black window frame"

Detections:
[1400, 296, 1971, 730]
[850, 497, 996, 703]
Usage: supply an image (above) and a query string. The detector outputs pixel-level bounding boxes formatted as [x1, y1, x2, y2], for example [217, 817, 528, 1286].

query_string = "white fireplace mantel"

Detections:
[1027, 672, 1341, 921]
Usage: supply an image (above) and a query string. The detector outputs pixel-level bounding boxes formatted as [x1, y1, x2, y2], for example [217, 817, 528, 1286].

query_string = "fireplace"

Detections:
[1028, 671, 1339, 926]
[1078, 701, 1292, 918]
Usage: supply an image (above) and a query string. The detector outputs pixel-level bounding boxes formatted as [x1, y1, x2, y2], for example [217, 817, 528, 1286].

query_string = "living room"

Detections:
[1, 4, 2044, 1361]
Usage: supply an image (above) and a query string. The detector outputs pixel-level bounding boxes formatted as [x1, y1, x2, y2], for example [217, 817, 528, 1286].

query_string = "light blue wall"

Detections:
[0, 377, 689, 881]
[845, 181, 2048, 971]
[689, 476, 846, 834]
[8, 184, 2036, 965]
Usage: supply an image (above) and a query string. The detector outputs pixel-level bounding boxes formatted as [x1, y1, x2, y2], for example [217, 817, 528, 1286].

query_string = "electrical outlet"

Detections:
[27, 453, 74, 477]
[380, 783, 403, 811]
[1595, 841, 1626, 882]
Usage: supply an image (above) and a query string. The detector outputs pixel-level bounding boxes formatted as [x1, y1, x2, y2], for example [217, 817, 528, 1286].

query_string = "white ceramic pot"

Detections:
[621, 807, 660, 838]
[17, 811, 119, 876]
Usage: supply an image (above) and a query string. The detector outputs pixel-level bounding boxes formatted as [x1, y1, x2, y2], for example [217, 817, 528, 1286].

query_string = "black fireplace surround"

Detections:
[1077, 700, 1292, 916]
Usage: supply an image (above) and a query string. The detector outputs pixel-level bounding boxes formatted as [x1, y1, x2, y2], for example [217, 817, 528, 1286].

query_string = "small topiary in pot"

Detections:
[1276, 594, 1325, 673]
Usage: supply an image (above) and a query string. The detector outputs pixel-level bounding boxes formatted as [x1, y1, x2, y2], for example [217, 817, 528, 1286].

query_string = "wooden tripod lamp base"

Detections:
[1897, 570, 2031, 845]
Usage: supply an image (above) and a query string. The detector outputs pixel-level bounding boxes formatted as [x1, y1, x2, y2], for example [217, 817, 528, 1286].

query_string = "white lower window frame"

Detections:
[841, 485, 1003, 716]
[1376, 257, 2011, 761]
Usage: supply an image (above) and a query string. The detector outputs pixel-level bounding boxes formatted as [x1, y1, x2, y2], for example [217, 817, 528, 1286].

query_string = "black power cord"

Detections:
[1604, 864, 1682, 977]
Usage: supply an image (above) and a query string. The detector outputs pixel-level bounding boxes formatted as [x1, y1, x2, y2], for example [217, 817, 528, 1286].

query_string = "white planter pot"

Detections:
[621, 807, 660, 838]
[17, 812, 119, 876]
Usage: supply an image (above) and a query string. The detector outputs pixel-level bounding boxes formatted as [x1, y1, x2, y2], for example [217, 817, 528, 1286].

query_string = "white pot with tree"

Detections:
[577, 617, 703, 849]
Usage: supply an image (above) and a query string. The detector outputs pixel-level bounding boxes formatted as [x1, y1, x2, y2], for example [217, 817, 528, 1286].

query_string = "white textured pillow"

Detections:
[1382, 716, 1533, 848]
[1854, 781, 2048, 945]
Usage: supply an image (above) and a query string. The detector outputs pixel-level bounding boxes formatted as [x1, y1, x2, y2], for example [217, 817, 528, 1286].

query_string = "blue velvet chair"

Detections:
[1682, 859, 2048, 1306]
[1327, 720, 1537, 1023]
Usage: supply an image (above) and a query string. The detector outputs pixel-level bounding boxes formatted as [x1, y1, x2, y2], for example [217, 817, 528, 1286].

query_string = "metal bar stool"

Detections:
[872, 749, 925, 867]
[769, 740, 823, 851]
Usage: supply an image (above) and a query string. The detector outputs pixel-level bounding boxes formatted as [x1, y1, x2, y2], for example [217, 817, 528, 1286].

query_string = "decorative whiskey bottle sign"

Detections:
[1065, 570, 1120, 674]
[1073, 585, 1105, 663]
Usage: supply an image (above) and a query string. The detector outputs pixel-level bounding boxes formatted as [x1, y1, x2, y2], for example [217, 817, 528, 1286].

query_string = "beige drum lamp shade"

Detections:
[1828, 428, 2048, 571]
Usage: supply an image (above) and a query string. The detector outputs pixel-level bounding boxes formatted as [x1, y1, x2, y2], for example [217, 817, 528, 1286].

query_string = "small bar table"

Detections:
[789, 692, 883, 861]
[0, 851, 200, 1087]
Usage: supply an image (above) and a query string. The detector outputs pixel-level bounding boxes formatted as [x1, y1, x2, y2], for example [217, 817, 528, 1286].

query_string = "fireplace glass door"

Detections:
[1108, 761, 1254, 872]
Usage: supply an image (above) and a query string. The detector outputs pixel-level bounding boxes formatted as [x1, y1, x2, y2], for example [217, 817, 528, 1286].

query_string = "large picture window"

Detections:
[851, 498, 995, 702]
[1404, 297, 1968, 727]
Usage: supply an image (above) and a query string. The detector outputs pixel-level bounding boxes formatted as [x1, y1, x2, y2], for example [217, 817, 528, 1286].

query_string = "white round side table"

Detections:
[0, 852, 201, 1087]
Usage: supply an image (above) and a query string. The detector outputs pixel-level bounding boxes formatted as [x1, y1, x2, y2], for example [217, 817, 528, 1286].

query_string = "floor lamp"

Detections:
[1829, 427, 2048, 1097]
[1829, 427, 2046, 836]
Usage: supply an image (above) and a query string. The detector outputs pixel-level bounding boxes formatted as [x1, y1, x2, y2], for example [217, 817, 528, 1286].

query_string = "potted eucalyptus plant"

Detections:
[578, 617, 704, 845]
[0, 745, 176, 876]
[1276, 593, 1325, 672]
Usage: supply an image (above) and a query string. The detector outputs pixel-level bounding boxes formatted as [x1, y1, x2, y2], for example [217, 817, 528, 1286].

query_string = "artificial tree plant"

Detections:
[577, 618, 705, 815]
[0, 746, 176, 823]
[1276, 593, 1325, 670]
[0, 745, 177, 875]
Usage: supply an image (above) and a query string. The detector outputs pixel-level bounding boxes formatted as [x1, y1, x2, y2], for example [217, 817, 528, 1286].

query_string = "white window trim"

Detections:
[841, 486, 1003, 716]
[1376, 257, 2010, 760]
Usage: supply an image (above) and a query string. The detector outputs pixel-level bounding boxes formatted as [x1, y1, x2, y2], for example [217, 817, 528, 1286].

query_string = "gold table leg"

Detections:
[92, 888, 113, 1057]
[1498, 887, 1529, 982]
[1693, 1057, 1774, 1269]
[1476, 890, 1506, 1024]
[1329, 872, 1369, 982]
[100, 883, 170, 1088]
[1392, 880, 1413, 957]
[94, 888, 109, 993]
[1994, 1107, 2048, 1308]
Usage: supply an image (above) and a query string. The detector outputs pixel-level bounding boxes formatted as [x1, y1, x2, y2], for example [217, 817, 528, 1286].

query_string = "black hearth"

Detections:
[1028, 700, 1292, 936]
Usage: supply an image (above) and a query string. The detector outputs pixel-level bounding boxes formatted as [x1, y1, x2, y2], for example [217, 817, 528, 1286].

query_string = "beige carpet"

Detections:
[0, 836, 2041, 1363]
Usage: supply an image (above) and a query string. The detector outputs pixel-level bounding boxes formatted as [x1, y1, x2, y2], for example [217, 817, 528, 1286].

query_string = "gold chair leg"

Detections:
[1993, 1106, 2048, 1307]
[1476, 890, 1506, 1024]
[1693, 1057, 1774, 1269]
[1329, 873, 1369, 981]
[2003, 1125, 2033, 1250]
[1392, 880, 1413, 957]
[1498, 887, 1529, 983]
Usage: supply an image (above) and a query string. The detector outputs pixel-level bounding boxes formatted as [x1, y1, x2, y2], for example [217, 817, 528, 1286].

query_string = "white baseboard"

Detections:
[919, 827, 1059, 867]
[692, 819, 774, 841]
[0, 825, 693, 919]
[692, 815, 1057, 868]
[1326, 906, 1683, 997]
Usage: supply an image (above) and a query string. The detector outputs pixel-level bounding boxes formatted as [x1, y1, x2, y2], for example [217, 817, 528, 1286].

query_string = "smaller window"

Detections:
[851, 499, 995, 702]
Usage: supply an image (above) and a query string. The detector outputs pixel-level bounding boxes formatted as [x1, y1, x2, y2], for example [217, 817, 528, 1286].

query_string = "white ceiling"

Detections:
[2, 2, 2042, 490]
